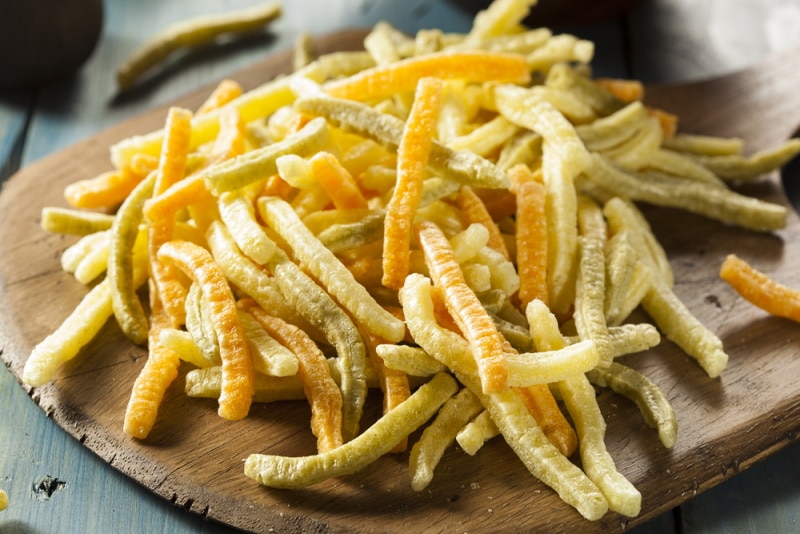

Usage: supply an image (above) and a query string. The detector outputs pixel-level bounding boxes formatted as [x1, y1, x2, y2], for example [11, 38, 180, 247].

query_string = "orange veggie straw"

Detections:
[196, 79, 244, 115]
[362, 327, 411, 453]
[209, 106, 247, 162]
[146, 175, 213, 217]
[383, 77, 443, 290]
[720, 254, 800, 322]
[325, 50, 530, 102]
[341, 251, 383, 288]
[457, 185, 510, 261]
[414, 272, 576, 457]
[476, 188, 517, 221]
[261, 174, 295, 200]
[144, 104, 243, 323]
[64, 166, 147, 209]
[648, 107, 678, 139]
[415, 221, 508, 394]
[430, 285, 466, 335]
[144, 175, 213, 326]
[123, 282, 181, 439]
[158, 240, 255, 420]
[515, 384, 578, 458]
[594, 78, 677, 138]
[146, 107, 194, 325]
[186, 106, 246, 232]
[594, 78, 644, 103]
[308, 151, 369, 210]
[509, 164, 548, 310]
[240, 299, 344, 453]
[154, 107, 192, 195]
[291, 182, 330, 219]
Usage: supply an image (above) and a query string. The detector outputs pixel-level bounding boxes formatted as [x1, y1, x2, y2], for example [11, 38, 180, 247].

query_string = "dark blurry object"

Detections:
[0, 0, 103, 90]
[453, 0, 644, 26]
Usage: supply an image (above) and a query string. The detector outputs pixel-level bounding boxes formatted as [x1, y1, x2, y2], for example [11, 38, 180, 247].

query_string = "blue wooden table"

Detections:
[2, 1, 800, 532]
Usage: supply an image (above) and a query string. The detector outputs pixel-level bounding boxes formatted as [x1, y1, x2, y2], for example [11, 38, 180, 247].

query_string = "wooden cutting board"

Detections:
[2, 29, 800, 533]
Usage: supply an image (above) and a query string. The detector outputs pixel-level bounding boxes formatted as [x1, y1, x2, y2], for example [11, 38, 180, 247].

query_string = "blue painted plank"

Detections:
[0, 367, 232, 533]
[679, 443, 800, 533]
[630, 510, 677, 533]
[0, 91, 32, 183]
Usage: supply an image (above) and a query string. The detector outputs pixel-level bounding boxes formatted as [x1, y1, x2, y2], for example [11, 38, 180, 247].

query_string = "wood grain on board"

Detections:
[2, 29, 800, 533]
